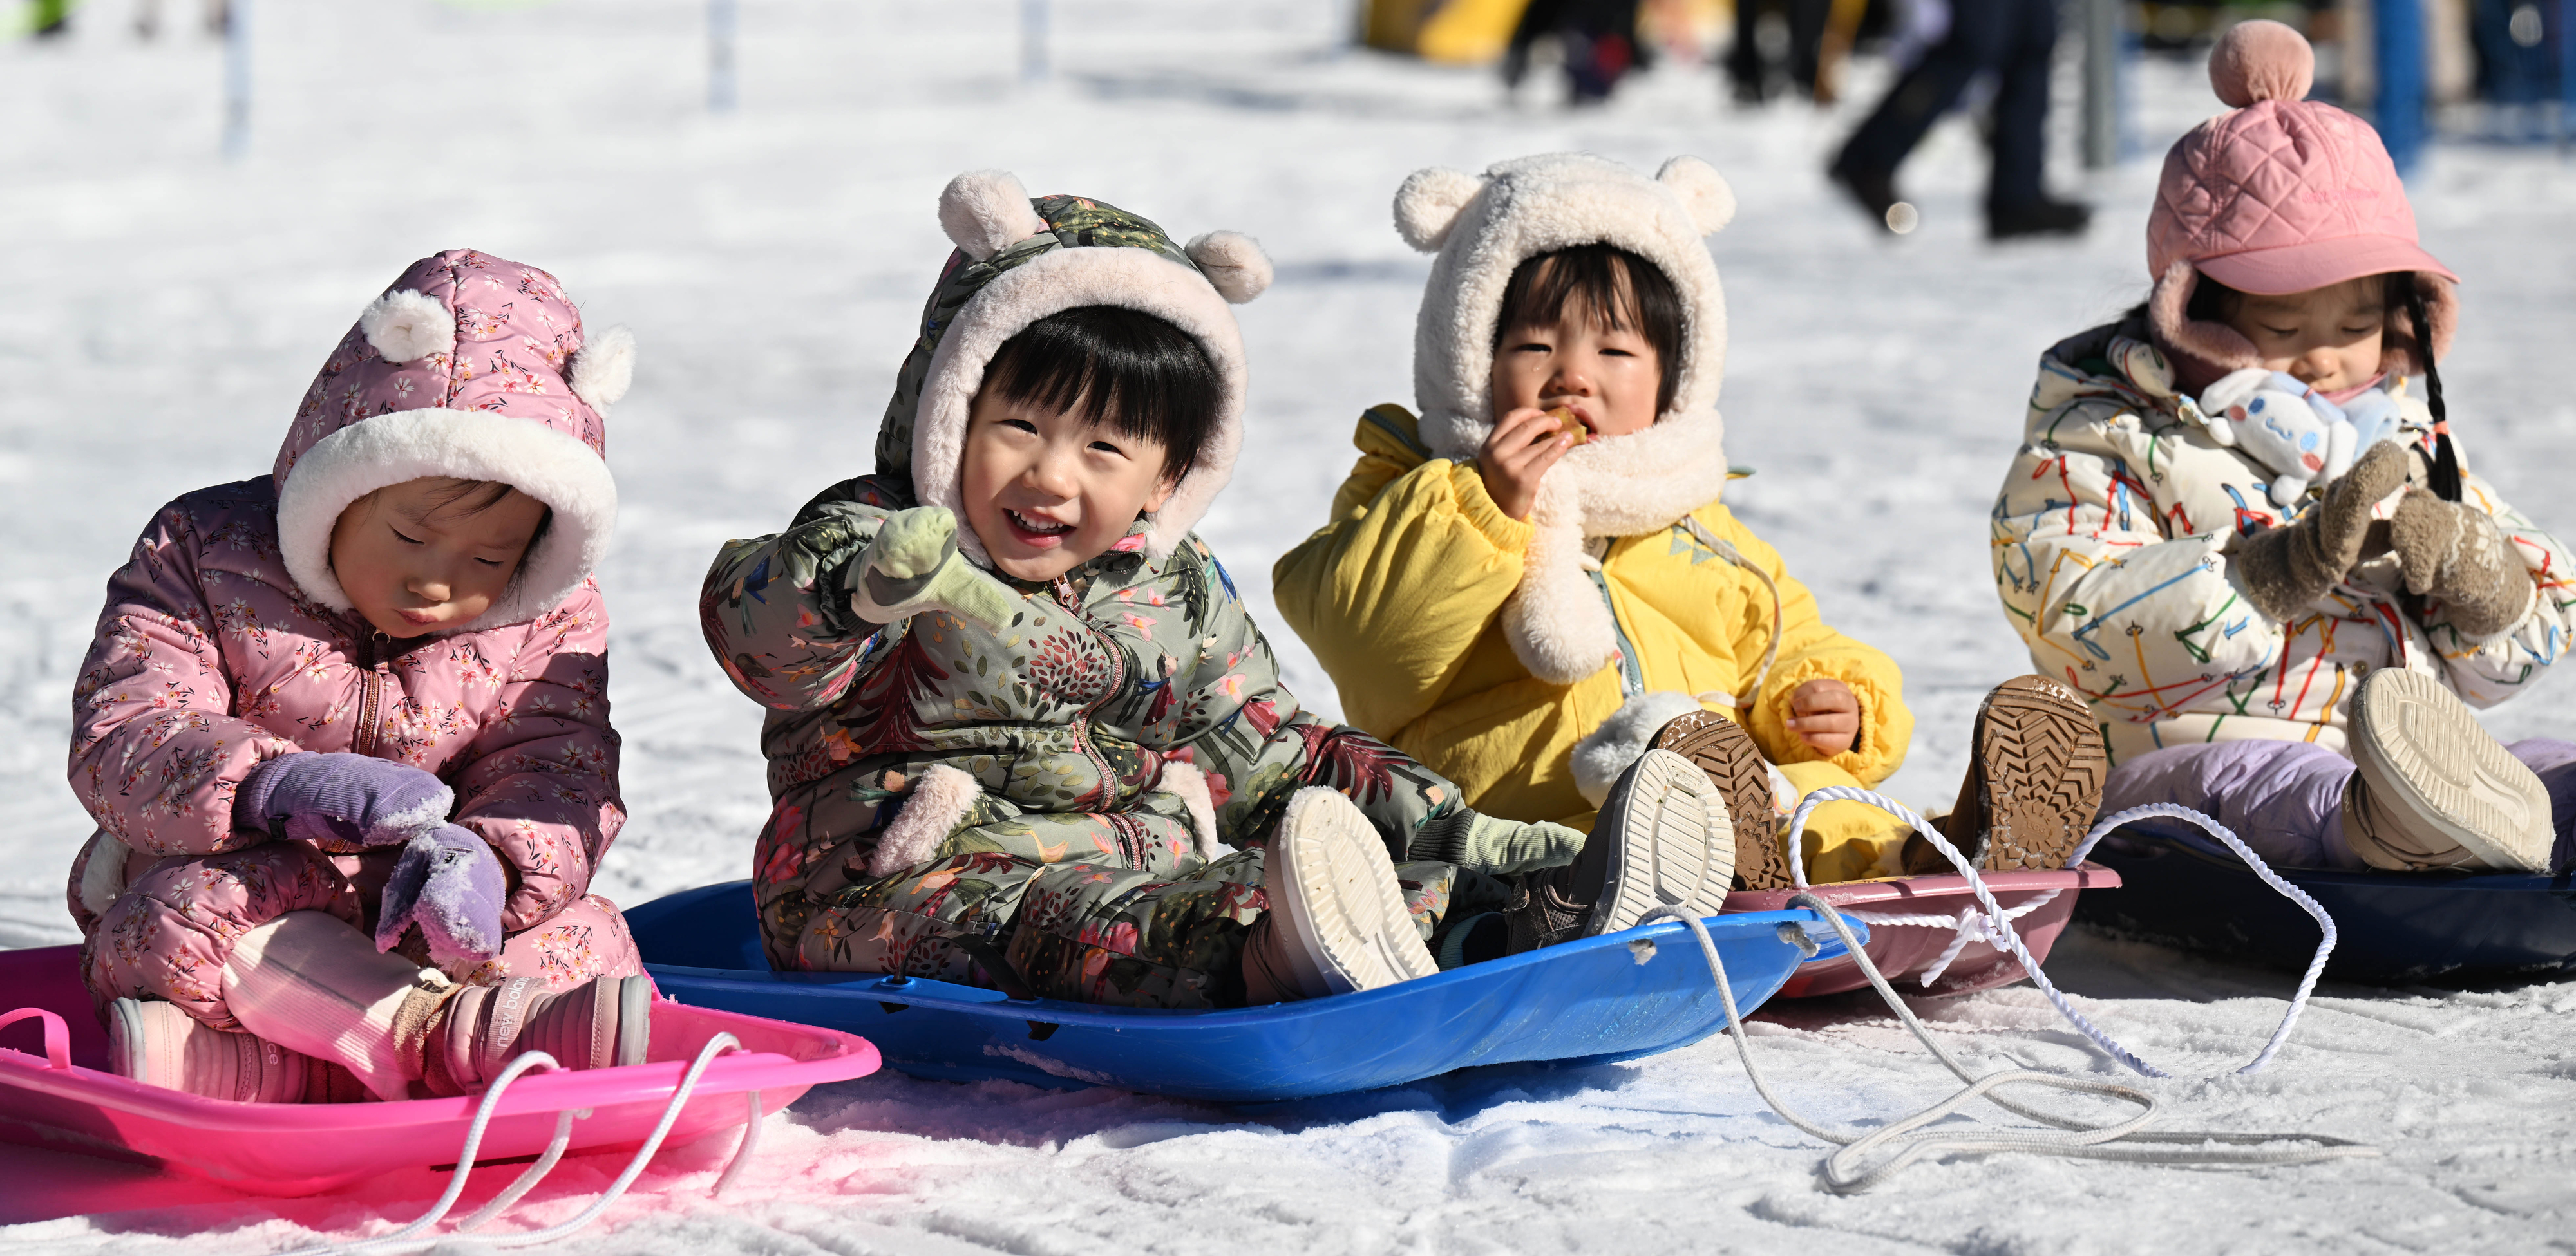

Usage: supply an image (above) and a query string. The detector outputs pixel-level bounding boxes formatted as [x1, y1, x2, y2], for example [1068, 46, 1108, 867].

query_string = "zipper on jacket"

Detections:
[352, 631, 392, 756]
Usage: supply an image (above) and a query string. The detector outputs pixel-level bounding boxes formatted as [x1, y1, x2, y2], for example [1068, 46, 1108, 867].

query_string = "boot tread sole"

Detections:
[2353, 669, 2552, 871]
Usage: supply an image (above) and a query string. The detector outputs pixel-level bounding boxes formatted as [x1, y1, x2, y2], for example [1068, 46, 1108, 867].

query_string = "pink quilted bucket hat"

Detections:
[2145, 21, 2458, 388]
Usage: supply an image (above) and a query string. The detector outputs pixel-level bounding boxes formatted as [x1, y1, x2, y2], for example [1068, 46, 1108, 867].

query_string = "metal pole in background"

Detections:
[2560, 0, 2573, 149]
[2374, 0, 2425, 173]
[222, 0, 251, 159]
[2080, 0, 2122, 168]
[1021, 0, 1050, 82]
[709, 0, 737, 113]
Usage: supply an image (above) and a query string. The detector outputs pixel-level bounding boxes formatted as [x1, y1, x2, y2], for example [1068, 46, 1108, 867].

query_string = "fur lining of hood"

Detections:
[884, 171, 1269, 567]
[2146, 259, 2459, 395]
[1396, 153, 1740, 683]
[277, 408, 618, 633]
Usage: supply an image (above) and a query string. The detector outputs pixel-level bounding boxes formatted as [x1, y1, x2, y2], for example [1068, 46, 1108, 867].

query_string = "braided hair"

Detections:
[2397, 274, 2464, 502]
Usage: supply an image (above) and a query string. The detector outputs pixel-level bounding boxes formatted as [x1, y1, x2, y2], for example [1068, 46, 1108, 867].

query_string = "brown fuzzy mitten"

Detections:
[2389, 488, 2533, 640]
[2231, 440, 2409, 621]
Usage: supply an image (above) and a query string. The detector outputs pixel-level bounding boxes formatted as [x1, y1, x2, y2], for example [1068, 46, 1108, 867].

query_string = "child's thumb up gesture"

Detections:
[848, 507, 1018, 633]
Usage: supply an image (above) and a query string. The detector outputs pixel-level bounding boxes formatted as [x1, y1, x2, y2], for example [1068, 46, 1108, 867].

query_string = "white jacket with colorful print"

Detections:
[1991, 319, 2572, 764]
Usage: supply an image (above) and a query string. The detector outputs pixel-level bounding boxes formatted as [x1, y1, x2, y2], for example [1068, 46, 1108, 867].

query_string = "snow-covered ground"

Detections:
[3, 1, 2573, 1250]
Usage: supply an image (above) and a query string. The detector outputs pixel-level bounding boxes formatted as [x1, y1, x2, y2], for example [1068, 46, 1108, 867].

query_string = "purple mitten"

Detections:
[376, 825, 507, 966]
[234, 752, 453, 847]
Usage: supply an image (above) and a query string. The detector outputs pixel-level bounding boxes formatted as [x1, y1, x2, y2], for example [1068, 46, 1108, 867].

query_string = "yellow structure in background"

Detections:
[1362, 0, 1731, 65]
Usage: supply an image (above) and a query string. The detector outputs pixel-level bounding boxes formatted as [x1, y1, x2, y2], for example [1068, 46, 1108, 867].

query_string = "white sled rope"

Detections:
[275, 1033, 762, 1255]
[1645, 789, 2374, 1192]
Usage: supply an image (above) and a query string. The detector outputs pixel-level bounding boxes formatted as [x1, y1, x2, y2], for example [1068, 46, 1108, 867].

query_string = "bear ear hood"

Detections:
[1395, 154, 1744, 688]
[274, 249, 624, 635]
[875, 171, 1269, 567]
[1400, 152, 1736, 462]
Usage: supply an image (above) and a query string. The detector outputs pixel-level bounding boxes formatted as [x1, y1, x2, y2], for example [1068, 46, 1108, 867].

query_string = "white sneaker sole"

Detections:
[1271, 788, 1439, 995]
[1590, 749, 1736, 936]
[2352, 668, 2553, 872]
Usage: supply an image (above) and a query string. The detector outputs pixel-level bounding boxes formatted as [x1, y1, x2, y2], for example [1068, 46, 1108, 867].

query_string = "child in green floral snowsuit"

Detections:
[701, 173, 1748, 1010]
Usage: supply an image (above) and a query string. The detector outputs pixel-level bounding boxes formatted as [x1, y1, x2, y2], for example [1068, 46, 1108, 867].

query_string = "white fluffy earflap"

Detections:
[1570, 691, 1707, 808]
[1184, 231, 1273, 305]
[867, 764, 983, 877]
[1656, 156, 1738, 236]
[567, 324, 636, 416]
[1394, 167, 1486, 253]
[359, 289, 455, 364]
[938, 169, 1050, 262]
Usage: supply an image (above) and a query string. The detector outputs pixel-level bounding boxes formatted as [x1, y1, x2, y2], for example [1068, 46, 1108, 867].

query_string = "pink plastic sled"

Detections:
[0, 943, 880, 1197]
[1727, 865, 2121, 998]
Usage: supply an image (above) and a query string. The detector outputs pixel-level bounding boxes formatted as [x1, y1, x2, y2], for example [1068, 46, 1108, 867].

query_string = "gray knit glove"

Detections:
[2231, 440, 2409, 622]
[2390, 489, 2533, 641]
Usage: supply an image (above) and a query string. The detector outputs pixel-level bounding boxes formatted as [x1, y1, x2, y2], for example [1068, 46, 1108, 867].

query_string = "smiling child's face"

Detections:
[2222, 275, 2388, 394]
[328, 477, 549, 639]
[959, 390, 1179, 583]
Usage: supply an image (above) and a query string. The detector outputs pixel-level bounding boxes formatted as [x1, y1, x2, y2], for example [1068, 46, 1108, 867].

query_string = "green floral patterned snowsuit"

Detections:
[705, 500, 1511, 1008]
[701, 195, 1526, 1009]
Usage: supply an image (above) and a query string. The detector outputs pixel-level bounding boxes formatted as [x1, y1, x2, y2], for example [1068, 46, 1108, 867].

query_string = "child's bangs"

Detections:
[1498, 247, 1649, 337]
[1492, 244, 1686, 414]
[983, 306, 1220, 482]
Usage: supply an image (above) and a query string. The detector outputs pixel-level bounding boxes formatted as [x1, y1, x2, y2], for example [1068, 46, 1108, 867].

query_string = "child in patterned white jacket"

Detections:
[1989, 23, 2574, 875]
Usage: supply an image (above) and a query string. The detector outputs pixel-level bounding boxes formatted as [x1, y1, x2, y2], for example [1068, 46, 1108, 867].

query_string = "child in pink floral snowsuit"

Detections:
[68, 249, 655, 1103]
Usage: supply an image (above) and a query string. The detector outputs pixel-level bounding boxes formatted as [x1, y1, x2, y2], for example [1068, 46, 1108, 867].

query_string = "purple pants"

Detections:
[2102, 738, 2576, 872]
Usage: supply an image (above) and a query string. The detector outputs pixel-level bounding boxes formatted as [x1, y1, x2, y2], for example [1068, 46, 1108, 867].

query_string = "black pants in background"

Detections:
[1833, 0, 2058, 210]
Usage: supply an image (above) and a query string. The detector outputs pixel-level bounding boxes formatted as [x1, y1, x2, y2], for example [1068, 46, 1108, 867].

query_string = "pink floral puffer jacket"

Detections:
[69, 248, 641, 1027]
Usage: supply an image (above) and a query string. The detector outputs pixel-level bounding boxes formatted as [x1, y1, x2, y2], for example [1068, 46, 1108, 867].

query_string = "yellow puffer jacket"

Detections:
[1275, 406, 1915, 864]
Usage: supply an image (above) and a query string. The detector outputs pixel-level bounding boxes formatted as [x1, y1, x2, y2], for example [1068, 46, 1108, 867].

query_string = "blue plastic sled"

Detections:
[627, 881, 1859, 1103]
[2076, 820, 2576, 984]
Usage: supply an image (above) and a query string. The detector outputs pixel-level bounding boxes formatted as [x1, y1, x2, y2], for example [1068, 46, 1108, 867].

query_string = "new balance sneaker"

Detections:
[1922, 675, 2107, 872]
[1651, 709, 1792, 889]
[1504, 748, 1737, 951]
[1240, 787, 1440, 1002]
[108, 997, 366, 1103]
[2342, 668, 2553, 873]
[410, 973, 656, 1096]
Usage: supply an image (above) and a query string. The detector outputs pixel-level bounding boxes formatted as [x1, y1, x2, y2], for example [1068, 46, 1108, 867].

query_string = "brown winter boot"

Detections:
[108, 998, 370, 1103]
[399, 975, 657, 1097]
[1650, 710, 1793, 890]
[1913, 676, 2107, 874]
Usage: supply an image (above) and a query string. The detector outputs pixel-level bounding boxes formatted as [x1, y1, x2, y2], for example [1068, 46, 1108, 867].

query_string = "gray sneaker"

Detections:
[2343, 668, 2553, 873]
[1504, 749, 1736, 951]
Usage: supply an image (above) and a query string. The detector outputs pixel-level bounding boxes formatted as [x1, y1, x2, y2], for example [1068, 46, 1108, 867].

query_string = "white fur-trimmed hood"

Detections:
[273, 250, 625, 635]
[1394, 153, 1740, 684]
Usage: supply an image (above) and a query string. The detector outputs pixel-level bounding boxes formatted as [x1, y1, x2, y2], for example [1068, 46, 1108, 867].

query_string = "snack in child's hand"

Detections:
[1548, 407, 1590, 445]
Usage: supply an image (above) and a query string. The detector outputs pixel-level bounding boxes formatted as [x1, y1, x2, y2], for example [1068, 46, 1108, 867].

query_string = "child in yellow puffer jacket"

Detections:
[1276, 153, 2107, 888]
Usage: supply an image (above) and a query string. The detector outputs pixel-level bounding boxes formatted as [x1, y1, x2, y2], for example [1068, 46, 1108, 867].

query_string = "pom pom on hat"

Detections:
[1185, 231, 1273, 304]
[2209, 19, 2315, 107]
[359, 289, 455, 364]
[568, 324, 636, 415]
[1394, 167, 1485, 253]
[939, 169, 1050, 262]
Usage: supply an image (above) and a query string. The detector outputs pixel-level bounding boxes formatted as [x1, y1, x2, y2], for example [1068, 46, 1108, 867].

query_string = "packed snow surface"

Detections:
[3, 2, 2573, 1250]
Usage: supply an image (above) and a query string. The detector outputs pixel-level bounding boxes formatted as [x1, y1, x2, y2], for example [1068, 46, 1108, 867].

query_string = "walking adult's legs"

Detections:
[1983, 0, 2092, 236]
[1828, 0, 2011, 224]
